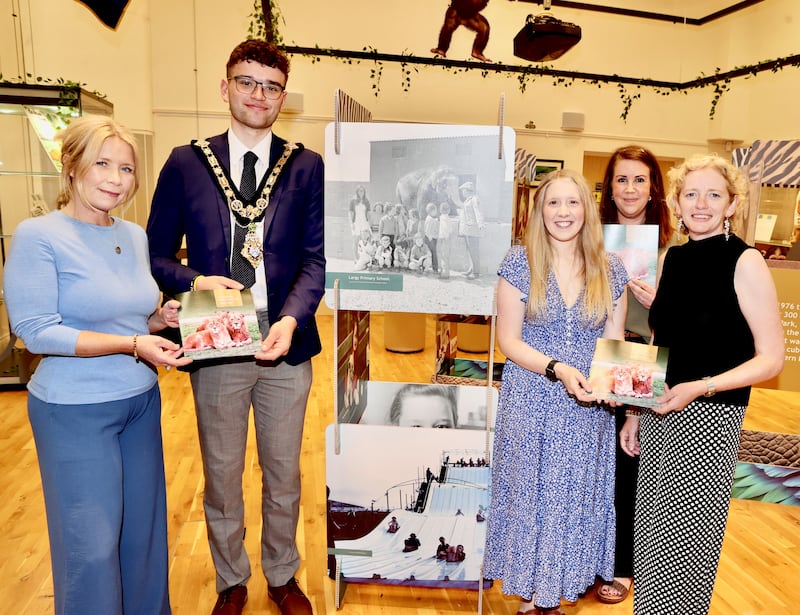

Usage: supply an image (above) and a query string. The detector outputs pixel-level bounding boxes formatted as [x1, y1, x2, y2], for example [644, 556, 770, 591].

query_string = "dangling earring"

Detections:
[678, 217, 686, 234]
[724, 216, 731, 241]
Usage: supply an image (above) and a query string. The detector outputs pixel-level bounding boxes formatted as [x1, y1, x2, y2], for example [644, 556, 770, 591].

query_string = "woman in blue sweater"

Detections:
[3, 115, 190, 615]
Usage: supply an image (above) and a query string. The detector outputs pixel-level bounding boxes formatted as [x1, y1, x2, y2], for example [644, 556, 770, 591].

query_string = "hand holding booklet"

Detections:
[175, 289, 262, 360]
[587, 338, 668, 409]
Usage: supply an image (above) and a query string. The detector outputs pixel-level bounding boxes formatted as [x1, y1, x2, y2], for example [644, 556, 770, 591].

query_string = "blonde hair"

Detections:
[525, 169, 612, 325]
[667, 154, 748, 235]
[56, 114, 140, 209]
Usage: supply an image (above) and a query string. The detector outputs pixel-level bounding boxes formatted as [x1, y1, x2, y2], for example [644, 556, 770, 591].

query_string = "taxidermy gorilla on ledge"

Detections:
[431, 0, 492, 62]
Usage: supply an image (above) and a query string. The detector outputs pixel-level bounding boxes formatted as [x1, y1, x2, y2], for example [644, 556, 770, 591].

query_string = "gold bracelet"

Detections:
[190, 274, 204, 291]
[625, 408, 641, 417]
[133, 334, 139, 362]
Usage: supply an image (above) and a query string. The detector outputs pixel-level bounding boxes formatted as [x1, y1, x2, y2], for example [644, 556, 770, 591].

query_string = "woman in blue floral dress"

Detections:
[483, 170, 628, 615]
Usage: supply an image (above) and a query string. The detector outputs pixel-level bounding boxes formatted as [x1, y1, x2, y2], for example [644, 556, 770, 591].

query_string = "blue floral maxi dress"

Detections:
[483, 245, 628, 606]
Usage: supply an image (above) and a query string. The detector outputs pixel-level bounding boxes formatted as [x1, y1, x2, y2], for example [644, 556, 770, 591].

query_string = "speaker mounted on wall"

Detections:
[561, 111, 585, 132]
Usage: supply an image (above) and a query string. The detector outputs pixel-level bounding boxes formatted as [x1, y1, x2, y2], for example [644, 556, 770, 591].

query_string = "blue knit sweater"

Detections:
[4, 210, 160, 404]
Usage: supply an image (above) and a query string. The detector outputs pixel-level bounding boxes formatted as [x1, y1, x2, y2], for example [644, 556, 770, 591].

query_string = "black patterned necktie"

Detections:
[239, 151, 258, 201]
[231, 151, 258, 287]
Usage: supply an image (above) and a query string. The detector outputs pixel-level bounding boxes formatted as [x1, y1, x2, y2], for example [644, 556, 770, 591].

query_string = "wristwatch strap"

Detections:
[545, 359, 561, 382]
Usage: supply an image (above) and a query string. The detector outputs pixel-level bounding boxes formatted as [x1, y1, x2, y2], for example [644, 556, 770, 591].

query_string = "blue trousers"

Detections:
[28, 386, 171, 615]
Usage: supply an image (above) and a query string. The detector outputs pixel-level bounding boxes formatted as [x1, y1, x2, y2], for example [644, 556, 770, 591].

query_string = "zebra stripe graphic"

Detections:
[738, 140, 800, 188]
[515, 148, 537, 183]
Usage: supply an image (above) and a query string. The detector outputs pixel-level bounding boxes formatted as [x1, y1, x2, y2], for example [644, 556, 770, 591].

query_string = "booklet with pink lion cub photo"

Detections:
[175, 289, 262, 360]
[588, 338, 668, 409]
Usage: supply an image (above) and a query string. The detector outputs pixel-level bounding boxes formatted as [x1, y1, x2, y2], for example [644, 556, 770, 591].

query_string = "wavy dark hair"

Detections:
[226, 39, 290, 82]
[599, 145, 673, 248]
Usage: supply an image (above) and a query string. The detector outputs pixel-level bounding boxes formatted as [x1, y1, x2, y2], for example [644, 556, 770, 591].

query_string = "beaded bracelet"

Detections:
[190, 274, 204, 291]
[625, 408, 641, 417]
[133, 334, 139, 362]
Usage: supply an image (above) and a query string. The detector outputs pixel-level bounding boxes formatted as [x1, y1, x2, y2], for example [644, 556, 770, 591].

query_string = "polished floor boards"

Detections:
[1, 312, 799, 614]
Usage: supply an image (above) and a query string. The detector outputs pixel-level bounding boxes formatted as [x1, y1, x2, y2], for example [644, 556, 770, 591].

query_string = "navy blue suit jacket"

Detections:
[147, 132, 325, 365]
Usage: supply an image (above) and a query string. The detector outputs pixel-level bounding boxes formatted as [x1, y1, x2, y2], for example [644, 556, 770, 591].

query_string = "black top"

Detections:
[649, 234, 756, 406]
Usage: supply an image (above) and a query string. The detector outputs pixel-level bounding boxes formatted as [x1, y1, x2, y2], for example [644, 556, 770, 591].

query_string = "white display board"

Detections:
[324, 122, 515, 315]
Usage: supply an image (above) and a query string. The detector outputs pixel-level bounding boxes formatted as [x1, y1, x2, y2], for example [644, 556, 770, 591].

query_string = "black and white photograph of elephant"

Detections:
[395, 166, 461, 221]
[323, 122, 514, 315]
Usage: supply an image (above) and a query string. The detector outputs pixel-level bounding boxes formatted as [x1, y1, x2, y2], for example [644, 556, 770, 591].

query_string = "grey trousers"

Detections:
[190, 357, 312, 592]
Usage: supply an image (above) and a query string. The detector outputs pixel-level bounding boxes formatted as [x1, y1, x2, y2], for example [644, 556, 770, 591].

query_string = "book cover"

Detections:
[175, 289, 261, 360]
[603, 224, 659, 287]
[587, 338, 668, 408]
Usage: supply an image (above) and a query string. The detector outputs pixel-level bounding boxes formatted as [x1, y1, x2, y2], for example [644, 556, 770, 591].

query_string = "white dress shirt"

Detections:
[227, 129, 271, 311]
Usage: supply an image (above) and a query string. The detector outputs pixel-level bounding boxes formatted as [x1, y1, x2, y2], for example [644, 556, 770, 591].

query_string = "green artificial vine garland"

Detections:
[249, 0, 800, 121]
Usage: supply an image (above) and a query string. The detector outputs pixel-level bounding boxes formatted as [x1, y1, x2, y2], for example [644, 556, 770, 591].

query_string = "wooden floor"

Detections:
[1, 312, 799, 614]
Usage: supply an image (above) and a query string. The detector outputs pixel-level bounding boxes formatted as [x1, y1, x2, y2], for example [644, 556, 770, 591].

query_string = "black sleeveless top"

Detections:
[649, 234, 755, 406]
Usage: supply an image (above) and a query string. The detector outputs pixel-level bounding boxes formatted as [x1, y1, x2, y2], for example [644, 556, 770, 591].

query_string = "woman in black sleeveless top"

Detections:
[622, 154, 784, 615]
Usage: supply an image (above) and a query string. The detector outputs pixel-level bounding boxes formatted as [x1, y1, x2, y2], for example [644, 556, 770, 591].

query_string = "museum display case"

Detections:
[0, 83, 113, 383]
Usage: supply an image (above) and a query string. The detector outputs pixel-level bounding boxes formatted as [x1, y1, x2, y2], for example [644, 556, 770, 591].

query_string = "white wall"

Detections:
[3, 0, 154, 129]
[2, 0, 799, 194]
[271, 0, 799, 147]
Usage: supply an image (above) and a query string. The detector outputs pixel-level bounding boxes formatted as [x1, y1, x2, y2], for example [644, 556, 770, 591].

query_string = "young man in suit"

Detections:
[147, 40, 324, 615]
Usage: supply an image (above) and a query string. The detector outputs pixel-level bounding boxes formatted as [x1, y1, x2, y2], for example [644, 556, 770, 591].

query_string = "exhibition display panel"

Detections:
[324, 120, 514, 611]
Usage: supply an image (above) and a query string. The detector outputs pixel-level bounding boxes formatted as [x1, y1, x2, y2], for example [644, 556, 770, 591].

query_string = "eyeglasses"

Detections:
[228, 75, 285, 99]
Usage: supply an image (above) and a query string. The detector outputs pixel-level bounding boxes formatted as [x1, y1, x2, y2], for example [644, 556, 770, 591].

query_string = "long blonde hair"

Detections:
[525, 169, 612, 325]
[56, 114, 140, 209]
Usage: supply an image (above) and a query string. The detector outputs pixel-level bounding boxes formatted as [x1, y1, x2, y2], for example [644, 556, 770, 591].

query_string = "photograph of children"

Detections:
[408, 233, 433, 273]
[356, 381, 497, 430]
[324, 123, 515, 316]
[326, 424, 492, 588]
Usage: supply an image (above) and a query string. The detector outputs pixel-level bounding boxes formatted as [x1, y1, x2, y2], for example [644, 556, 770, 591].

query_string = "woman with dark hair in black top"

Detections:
[596, 145, 676, 604]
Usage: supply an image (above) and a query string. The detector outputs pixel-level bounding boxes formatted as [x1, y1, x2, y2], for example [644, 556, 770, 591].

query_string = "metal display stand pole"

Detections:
[477, 96, 505, 615]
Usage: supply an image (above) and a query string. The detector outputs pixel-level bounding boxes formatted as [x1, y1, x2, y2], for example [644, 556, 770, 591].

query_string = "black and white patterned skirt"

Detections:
[633, 399, 746, 615]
